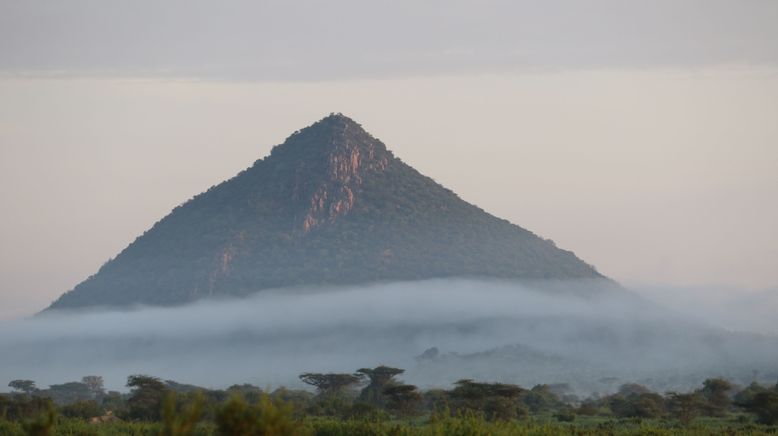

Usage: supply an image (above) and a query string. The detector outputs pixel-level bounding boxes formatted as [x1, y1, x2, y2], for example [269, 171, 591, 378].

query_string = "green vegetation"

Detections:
[2, 370, 778, 435]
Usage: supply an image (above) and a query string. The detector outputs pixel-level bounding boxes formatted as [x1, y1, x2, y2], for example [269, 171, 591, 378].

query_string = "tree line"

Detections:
[2, 367, 778, 435]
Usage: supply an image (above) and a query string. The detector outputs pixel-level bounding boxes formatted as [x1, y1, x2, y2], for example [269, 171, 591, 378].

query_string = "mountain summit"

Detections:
[48, 114, 603, 309]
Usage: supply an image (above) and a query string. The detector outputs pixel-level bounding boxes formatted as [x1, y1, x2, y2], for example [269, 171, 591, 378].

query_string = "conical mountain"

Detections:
[48, 114, 603, 309]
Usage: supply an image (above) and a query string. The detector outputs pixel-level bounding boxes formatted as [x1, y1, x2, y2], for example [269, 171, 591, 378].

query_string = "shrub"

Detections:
[554, 407, 576, 422]
[160, 392, 203, 436]
[60, 400, 103, 419]
[216, 394, 304, 436]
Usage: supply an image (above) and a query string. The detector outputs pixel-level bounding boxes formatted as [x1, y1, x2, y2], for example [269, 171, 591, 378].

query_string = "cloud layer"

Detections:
[2, 279, 776, 395]
[1, 0, 777, 80]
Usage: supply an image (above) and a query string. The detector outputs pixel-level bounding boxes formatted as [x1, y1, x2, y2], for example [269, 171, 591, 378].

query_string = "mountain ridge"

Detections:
[48, 114, 604, 310]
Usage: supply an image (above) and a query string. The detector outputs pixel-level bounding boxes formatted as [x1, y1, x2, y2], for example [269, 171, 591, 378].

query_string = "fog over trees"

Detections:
[2, 279, 777, 396]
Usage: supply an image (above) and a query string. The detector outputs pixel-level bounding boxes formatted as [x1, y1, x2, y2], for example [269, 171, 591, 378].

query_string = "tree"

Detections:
[81, 375, 105, 400]
[8, 380, 37, 396]
[608, 392, 665, 418]
[449, 379, 526, 420]
[44, 382, 93, 404]
[523, 384, 561, 413]
[126, 374, 168, 421]
[383, 384, 422, 417]
[605, 385, 665, 419]
[741, 390, 778, 425]
[667, 392, 704, 426]
[631, 393, 666, 418]
[734, 382, 767, 408]
[423, 389, 449, 413]
[575, 400, 600, 416]
[700, 378, 733, 417]
[299, 372, 363, 417]
[356, 366, 404, 406]
[298, 373, 363, 397]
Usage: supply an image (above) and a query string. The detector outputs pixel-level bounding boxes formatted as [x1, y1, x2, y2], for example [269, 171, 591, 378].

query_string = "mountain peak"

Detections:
[296, 113, 358, 138]
[317, 112, 361, 127]
[266, 114, 393, 232]
[275, 113, 370, 149]
[47, 116, 604, 310]
[266, 114, 391, 172]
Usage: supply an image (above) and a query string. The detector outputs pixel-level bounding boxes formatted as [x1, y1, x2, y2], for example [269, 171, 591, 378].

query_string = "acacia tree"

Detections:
[299, 372, 364, 417]
[298, 373, 363, 397]
[126, 375, 168, 421]
[383, 384, 422, 416]
[449, 379, 527, 420]
[356, 366, 404, 406]
[8, 380, 37, 396]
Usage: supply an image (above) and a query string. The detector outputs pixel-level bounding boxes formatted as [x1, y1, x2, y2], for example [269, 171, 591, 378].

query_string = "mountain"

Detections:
[48, 114, 603, 310]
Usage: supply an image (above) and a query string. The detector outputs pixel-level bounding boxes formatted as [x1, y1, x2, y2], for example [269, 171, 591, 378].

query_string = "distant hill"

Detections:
[48, 114, 603, 309]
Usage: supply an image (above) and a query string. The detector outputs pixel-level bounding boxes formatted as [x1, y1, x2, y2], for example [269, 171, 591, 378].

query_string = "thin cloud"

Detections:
[0, 0, 776, 81]
[1, 279, 776, 394]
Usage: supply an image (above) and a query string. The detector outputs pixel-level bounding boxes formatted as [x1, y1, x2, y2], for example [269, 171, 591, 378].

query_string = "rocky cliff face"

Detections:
[47, 114, 604, 310]
[286, 118, 391, 232]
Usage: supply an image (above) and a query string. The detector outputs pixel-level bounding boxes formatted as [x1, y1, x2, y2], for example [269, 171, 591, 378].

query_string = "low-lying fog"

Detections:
[1, 279, 776, 396]
[632, 283, 778, 336]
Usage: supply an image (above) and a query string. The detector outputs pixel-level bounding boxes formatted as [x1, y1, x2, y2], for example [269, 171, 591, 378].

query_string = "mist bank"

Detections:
[1, 279, 776, 395]
[632, 283, 778, 336]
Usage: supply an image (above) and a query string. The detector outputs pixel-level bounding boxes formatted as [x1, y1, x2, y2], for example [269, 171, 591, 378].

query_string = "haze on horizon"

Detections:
[3, 279, 777, 393]
[1, 0, 777, 320]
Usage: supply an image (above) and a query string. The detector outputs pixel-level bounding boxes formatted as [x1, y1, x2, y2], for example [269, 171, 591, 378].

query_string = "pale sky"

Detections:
[1, 1, 777, 319]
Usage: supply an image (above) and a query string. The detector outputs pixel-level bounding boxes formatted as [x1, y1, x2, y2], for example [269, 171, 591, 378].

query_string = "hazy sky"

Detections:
[1, 1, 777, 319]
